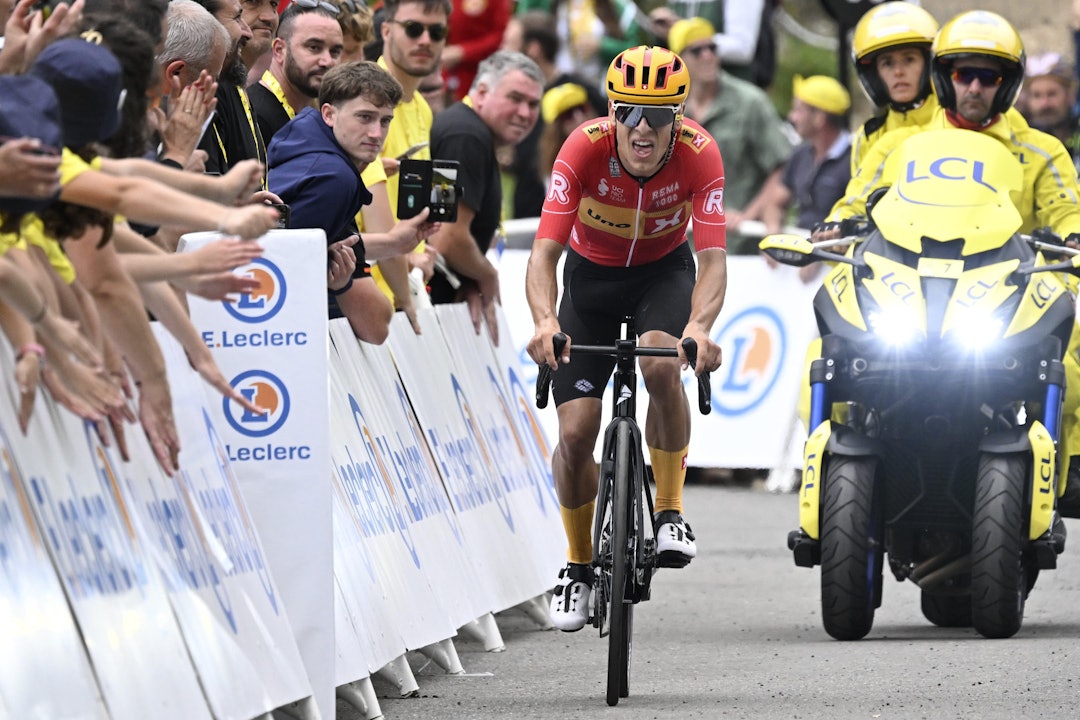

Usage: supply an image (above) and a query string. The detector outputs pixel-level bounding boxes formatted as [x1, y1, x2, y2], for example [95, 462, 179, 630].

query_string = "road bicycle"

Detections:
[536, 316, 712, 705]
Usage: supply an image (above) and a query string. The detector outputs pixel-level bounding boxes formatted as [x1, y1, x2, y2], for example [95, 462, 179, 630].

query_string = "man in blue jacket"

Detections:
[268, 61, 403, 344]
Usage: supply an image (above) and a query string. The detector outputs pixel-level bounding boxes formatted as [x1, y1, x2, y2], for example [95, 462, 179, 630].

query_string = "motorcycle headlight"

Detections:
[868, 306, 922, 347]
[949, 307, 1004, 351]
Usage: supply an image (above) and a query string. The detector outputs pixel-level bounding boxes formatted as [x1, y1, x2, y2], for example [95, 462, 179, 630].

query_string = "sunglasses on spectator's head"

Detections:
[951, 66, 1003, 86]
[292, 0, 340, 16]
[683, 42, 717, 59]
[389, 19, 448, 42]
[611, 102, 679, 129]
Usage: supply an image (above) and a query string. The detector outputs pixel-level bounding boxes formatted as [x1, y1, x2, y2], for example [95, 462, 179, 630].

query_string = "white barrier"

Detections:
[184, 230, 334, 720]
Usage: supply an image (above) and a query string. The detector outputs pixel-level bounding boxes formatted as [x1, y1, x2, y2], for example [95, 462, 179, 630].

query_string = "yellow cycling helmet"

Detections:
[852, 1, 938, 108]
[606, 46, 690, 106]
[931, 10, 1026, 117]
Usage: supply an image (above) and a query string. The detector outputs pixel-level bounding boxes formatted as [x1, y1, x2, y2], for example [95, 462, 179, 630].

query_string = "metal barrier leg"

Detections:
[458, 612, 505, 652]
[514, 594, 554, 629]
[417, 637, 465, 674]
[336, 678, 383, 719]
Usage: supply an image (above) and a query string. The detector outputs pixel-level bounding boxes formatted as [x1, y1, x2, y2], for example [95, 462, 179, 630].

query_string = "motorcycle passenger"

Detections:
[525, 46, 726, 632]
[824, 10, 1080, 517]
[849, 1, 939, 175]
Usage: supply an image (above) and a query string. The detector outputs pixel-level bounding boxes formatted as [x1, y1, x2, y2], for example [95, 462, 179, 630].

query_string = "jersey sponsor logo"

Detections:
[548, 171, 571, 205]
[609, 157, 622, 177]
[650, 207, 684, 234]
[679, 127, 712, 153]
[598, 178, 609, 197]
[651, 181, 680, 208]
[704, 188, 724, 214]
[609, 185, 626, 203]
[582, 203, 633, 231]
[584, 119, 611, 142]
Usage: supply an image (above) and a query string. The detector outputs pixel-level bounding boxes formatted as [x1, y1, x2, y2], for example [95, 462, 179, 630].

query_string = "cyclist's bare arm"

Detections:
[680, 247, 726, 373]
[525, 236, 569, 369]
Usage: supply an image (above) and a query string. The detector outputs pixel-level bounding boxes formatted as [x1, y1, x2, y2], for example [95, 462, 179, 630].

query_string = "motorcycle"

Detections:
[760, 129, 1080, 640]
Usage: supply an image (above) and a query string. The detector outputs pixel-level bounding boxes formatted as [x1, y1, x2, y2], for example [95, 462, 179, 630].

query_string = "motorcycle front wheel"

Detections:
[971, 452, 1028, 639]
[820, 454, 883, 640]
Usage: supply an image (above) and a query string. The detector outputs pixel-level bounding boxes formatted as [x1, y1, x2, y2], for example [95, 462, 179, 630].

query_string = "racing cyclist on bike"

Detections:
[525, 46, 727, 632]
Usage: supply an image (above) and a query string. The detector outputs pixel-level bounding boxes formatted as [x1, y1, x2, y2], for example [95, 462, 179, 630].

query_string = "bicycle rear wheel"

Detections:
[606, 420, 635, 705]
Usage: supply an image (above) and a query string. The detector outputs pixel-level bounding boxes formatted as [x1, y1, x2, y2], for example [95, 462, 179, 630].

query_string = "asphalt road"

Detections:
[340, 484, 1080, 720]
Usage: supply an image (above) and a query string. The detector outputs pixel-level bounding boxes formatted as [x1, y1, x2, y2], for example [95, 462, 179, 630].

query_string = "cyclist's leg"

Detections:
[548, 250, 621, 630]
[635, 245, 697, 563]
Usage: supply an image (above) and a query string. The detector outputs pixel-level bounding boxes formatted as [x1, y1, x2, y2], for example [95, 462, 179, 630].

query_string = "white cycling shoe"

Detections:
[655, 510, 697, 567]
[549, 563, 593, 632]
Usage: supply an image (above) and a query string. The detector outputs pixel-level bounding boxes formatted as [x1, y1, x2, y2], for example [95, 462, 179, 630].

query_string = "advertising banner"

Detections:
[498, 251, 818, 469]
[35, 394, 213, 719]
[183, 229, 333, 719]
[0, 369, 108, 720]
[387, 309, 554, 611]
[130, 327, 316, 717]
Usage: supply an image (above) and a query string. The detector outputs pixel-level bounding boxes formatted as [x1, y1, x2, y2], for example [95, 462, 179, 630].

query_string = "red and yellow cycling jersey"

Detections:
[536, 116, 726, 267]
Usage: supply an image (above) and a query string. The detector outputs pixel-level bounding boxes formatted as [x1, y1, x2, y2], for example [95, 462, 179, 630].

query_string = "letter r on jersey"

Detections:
[548, 171, 570, 205]
[704, 188, 724, 214]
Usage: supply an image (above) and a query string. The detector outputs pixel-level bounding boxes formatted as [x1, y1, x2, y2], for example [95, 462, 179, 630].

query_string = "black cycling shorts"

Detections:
[552, 243, 695, 407]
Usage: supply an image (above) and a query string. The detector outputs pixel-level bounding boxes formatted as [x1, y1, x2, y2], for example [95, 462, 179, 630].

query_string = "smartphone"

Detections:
[270, 203, 290, 229]
[397, 158, 460, 223]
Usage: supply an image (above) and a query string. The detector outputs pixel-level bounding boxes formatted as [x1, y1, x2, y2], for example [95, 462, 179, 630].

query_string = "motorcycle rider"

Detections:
[848, 1, 939, 175]
[823, 10, 1080, 517]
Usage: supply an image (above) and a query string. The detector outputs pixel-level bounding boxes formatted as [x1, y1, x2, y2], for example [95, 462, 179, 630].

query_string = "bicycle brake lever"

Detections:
[680, 338, 712, 415]
[536, 333, 567, 409]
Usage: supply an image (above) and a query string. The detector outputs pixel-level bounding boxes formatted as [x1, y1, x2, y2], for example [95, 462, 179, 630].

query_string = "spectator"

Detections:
[514, 0, 647, 90]
[670, 16, 791, 255]
[267, 61, 403, 344]
[153, 0, 231, 170]
[428, 50, 543, 343]
[1019, 53, 1080, 170]
[441, 0, 509, 101]
[241, 0, 280, 85]
[367, 0, 452, 314]
[248, 1, 343, 143]
[330, 0, 375, 62]
[417, 67, 448, 112]
[743, 74, 851, 242]
[649, 0, 776, 88]
[537, 82, 592, 190]
[502, 10, 605, 219]
[192, 0, 264, 176]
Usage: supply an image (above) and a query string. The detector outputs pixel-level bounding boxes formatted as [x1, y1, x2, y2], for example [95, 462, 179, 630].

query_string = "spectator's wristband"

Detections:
[16, 343, 45, 364]
[329, 277, 354, 296]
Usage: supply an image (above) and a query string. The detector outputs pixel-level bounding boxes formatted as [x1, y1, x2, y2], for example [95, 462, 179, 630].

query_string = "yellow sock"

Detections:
[649, 445, 689, 513]
[560, 501, 595, 564]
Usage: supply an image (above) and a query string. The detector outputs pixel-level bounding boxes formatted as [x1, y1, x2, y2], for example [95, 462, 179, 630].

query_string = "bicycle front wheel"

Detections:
[606, 420, 635, 705]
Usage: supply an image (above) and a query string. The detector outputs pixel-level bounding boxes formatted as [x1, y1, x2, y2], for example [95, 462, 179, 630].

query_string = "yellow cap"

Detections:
[667, 17, 714, 56]
[542, 83, 588, 124]
[793, 74, 851, 115]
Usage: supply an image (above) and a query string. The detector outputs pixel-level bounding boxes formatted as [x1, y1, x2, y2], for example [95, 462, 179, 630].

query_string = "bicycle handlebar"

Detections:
[535, 333, 713, 415]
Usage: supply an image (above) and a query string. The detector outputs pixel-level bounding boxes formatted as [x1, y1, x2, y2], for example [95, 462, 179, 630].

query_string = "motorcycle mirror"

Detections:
[759, 233, 818, 267]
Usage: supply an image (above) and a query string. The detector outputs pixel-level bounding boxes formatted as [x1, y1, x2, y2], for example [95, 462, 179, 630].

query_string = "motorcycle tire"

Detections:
[820, 454, 883, 641]
[920, 591, 972, 628]
[970, 453, 1028, 639]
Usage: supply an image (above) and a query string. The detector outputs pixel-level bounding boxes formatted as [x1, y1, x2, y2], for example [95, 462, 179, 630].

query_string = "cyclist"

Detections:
[848, 1, 939, 175]
[525, 45, 726, 632]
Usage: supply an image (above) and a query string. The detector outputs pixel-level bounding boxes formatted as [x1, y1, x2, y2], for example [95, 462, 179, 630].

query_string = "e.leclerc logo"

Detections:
[711, 306, 786, 416]
[224, 370, 290, 437]
[224, 257, 287, 323]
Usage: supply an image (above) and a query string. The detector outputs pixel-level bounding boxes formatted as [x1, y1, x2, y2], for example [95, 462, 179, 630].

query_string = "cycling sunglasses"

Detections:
[291, 0, 340, 16]
[611, 103, 679, 129]
[951, 66, 1003, 87]
[389, 19, 449, 42]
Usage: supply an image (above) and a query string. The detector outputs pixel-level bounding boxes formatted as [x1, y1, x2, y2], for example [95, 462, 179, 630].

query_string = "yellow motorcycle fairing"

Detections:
[1004, 258, 1070, 339]
[871, 129, 1023, 255]
[939, 260, 1020, 336]
[1028, 422, 1056, 540]
[821, 263, 867, 332]
[800, 420, 832, 540]
[861, 252, 927, 336]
